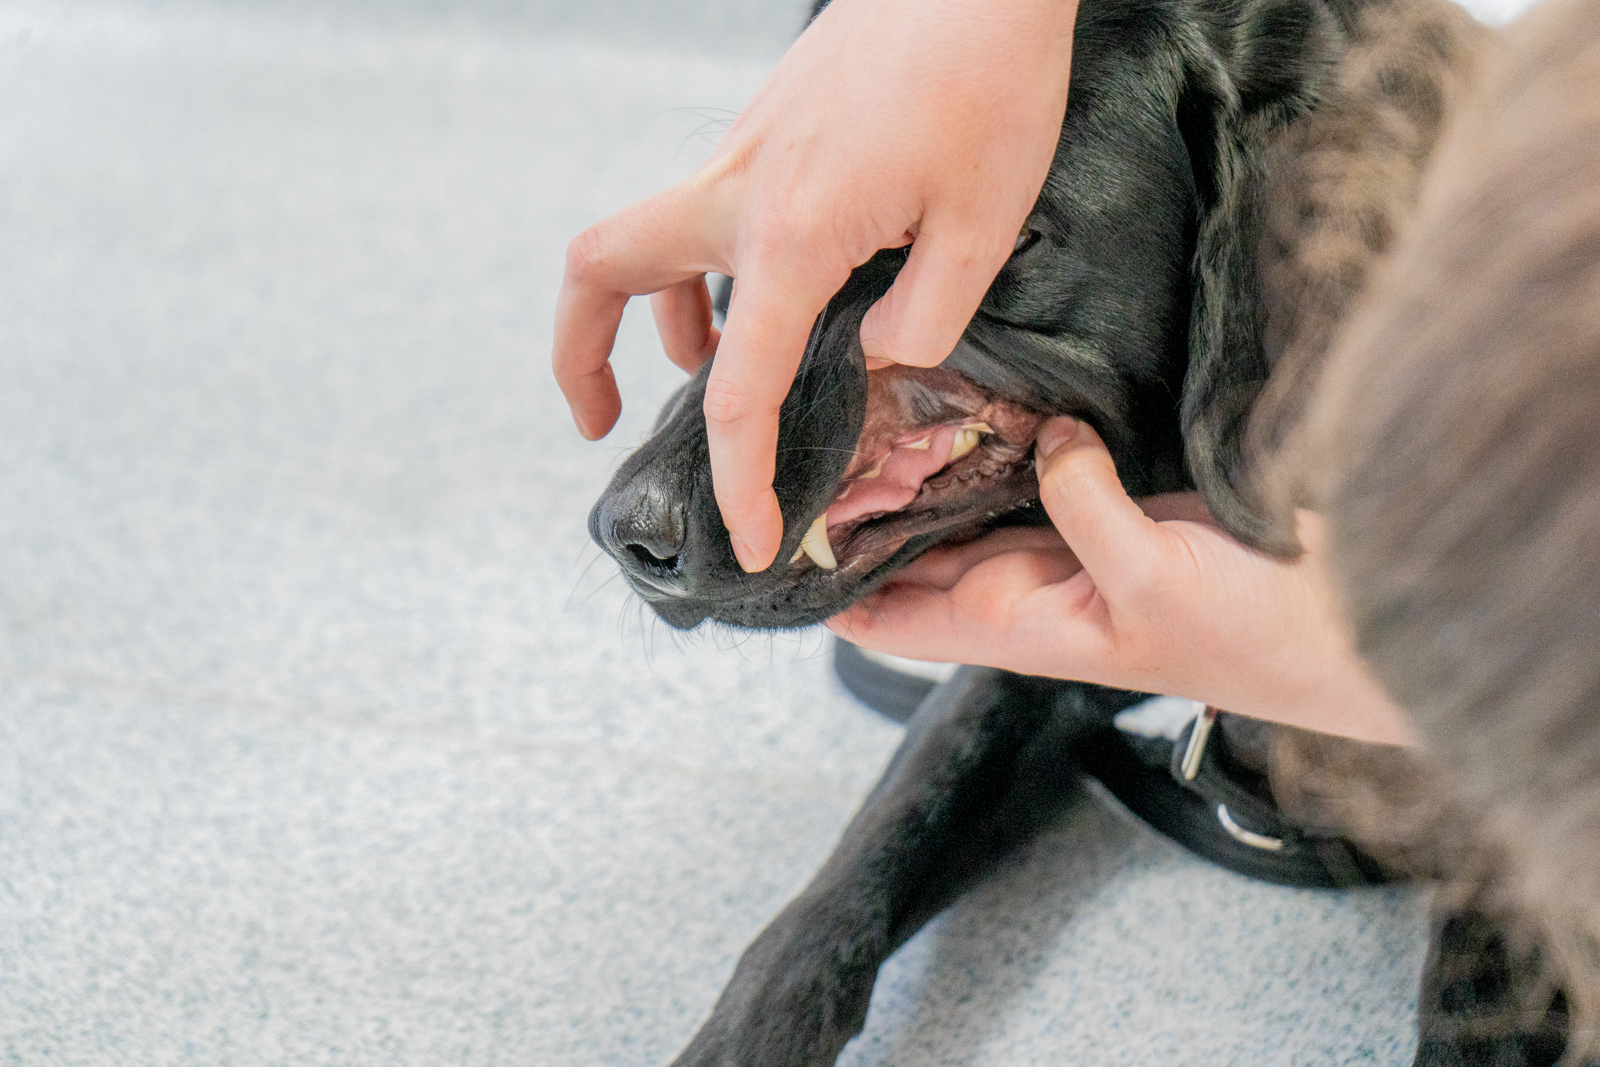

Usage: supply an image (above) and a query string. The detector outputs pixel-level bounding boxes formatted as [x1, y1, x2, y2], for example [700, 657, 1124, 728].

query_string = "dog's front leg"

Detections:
[668, 667, 1105, 1067]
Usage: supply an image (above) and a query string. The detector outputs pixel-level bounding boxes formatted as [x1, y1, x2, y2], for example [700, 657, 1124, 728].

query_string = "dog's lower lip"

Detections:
[629, 572, 692, 598]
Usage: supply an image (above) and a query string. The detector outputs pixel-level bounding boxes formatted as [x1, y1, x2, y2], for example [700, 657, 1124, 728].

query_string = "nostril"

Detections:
[595, 482, 691, 594]
[626, 542, 681, 574]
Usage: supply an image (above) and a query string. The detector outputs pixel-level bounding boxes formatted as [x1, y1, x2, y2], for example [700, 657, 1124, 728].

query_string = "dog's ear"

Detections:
[1176, 0, 1343, 554]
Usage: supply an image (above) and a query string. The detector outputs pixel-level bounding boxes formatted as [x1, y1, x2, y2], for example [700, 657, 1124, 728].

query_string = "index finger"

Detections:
[552, 189, 729, 439]
[702, 256, 846, 571]
[895, 527, 1075, 589]
[827, 546, 1088, 667]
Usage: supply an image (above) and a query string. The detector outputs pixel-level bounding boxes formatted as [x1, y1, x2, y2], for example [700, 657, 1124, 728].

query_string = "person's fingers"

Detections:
[828, 546, 1085, 665]
[944, 547, 1088, 615]
[552, 187, 731, 439]
[650, 278, 720, 374]
[551, 276, 628, 440]
[857, 222, 1014, 368]
[703, 257, 847, 572]
[894, 527, 1075, 590]
[828, 581, 976, 665]
[1032, 417, 1168, 603]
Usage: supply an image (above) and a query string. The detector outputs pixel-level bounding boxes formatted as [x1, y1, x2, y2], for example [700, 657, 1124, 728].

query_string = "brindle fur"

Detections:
[1305, 0, 1600, 1057]
[1252, 0, 1486, 467]
[585, 0, 1575, 1063]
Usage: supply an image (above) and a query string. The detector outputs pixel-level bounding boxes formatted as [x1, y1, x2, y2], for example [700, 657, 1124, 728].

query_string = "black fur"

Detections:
[662, 672, 1145, 1067]
[583, 0, 1509, 1064]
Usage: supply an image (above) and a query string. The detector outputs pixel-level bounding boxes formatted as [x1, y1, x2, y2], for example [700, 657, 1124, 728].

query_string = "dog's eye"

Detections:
[1013, 228, 1042, 255]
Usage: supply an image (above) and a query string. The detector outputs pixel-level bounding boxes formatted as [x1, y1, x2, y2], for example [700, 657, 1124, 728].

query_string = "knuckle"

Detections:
[743, 216, 801, 265]
[1040, 455, 1095, 508]
[703, 377, 783, 432]
[864, 297, 964, 370]
[739, 208, 813, 275]
[700, 376, 751, 427]
[861, 310, 918, 367]
[564, 226, 611, 281]
[711, 479, 759, 509]
[742, 215, 852, 289]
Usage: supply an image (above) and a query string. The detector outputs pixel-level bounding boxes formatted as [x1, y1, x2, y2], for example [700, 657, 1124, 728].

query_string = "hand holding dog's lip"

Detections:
[553, 0, 1079, 573]
[828, 418, 1419, 748]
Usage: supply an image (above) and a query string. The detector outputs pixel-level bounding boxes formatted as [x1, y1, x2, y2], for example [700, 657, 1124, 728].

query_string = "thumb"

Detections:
[858, 225, 1012, 368]
[1033, 418, 1162, 593]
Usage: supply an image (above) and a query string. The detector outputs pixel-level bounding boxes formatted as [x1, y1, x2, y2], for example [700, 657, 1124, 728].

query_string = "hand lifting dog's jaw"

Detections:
[586, 227, 1149, 631]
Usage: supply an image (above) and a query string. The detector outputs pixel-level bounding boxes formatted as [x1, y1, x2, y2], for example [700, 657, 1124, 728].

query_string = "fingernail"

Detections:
[1036, 417, 1080, 460]
[730, 532, 761, 573]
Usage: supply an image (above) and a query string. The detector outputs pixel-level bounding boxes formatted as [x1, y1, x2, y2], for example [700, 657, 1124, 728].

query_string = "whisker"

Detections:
[577, 569, 626, 608]
[567, 548, 618, 611]
[775, 445, 862, 456]
[647, 105, 741, 119]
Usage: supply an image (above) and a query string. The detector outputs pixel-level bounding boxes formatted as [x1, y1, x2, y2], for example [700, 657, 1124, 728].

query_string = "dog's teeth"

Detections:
[948, 427, 981, 464]
[859, 455, 887, 480]
[799, 514, 837, 570]
[789, 544, 806, 565]
[967, 421, 994, 435]
[903, 435, 932, 451]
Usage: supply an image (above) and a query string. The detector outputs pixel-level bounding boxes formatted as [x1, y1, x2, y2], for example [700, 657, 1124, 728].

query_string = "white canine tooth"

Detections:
[789, 544, 806, 564]
[799, 513, 837, 570]
[903, 435, 932, 451]
[967, 421, 994, 435]
[948, 427, 981, 464]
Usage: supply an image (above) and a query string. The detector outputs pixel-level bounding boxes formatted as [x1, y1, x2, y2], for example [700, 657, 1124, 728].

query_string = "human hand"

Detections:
[827, 418, 1416, 746]
[552, 0, 1079, 572]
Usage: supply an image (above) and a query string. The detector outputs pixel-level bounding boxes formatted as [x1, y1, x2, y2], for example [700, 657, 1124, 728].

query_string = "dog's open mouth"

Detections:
[789, 365, 1047, 577]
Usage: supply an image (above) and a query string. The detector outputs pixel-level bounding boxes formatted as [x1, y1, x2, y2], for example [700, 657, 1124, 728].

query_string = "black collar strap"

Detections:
[1076, 707, 1400, 890]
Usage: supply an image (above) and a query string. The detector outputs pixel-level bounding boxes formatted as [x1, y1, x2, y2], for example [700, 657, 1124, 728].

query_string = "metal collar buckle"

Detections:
[1178, 705, 1287, 852]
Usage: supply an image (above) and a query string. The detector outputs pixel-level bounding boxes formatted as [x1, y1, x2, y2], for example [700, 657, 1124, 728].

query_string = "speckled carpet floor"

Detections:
[0, 0, 1528, 1062]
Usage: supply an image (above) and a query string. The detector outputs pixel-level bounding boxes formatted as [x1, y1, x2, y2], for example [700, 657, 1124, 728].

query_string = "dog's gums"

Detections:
[788, 365, 1047, 577]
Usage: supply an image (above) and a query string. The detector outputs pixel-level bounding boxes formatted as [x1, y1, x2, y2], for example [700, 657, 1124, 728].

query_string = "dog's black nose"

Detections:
[593, 480, 691, 596]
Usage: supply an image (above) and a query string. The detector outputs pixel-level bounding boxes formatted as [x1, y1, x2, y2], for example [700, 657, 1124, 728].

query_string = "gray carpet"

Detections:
[2, 0, 1515, 1063]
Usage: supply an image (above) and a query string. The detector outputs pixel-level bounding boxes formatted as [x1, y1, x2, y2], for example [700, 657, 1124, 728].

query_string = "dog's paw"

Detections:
[668, 894, 889, 1067]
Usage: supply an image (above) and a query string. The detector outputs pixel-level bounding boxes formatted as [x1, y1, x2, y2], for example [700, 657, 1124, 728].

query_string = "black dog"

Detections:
[586, 0, 1547, 1064]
